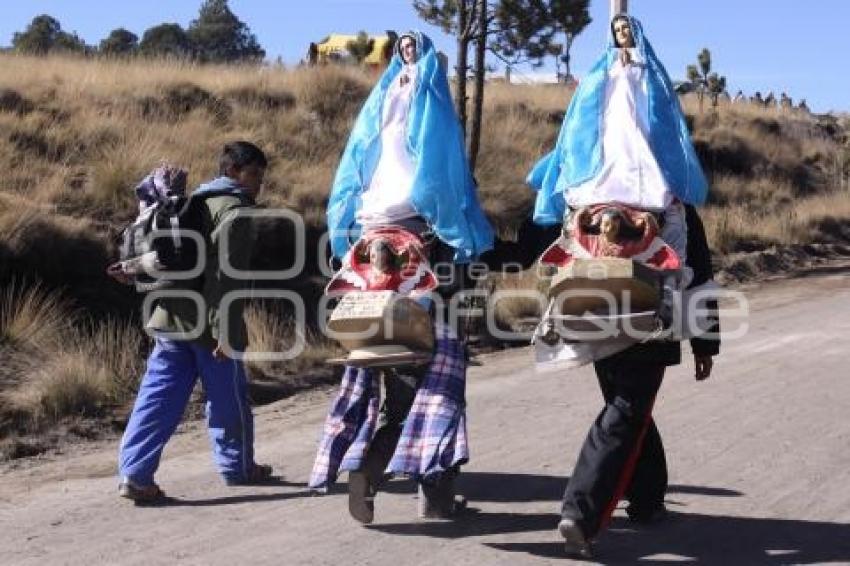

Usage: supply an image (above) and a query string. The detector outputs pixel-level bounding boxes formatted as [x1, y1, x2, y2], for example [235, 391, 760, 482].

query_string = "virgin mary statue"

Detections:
[527, 14, 708, 259]
[327, 31, 494, 264]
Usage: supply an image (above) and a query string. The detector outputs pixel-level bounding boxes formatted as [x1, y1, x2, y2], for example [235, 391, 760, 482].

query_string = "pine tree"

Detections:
[99, 29, 139, 56]
[490, 0, 554, 70]
[52, 31, 88, 54]
[548, 0, 591, 82]
[12, 15, 88, 55]
[187, 0, 265, 63]
[139, 24, 192, 58]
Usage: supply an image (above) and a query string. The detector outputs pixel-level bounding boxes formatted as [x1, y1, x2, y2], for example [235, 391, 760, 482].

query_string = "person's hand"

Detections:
[694, 354, 714, 381]
[106, 262, 133, 285]
[618, 48, 632, 67]
[212, 343, 229, 361]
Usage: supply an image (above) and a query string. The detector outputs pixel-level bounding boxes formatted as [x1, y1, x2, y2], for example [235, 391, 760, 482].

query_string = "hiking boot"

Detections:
[418, 474, 467, 519]
[558, 518, 592, 559]
[348, 470, 376, 524]
[118, 478, 163, 503]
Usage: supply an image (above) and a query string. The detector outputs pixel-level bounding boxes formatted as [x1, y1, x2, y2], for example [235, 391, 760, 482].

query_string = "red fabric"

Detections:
[538, 204, 681, 270]
[646, 246, 680, 271]
[597, 396, 658, 534]
[539, 240, 574, 267]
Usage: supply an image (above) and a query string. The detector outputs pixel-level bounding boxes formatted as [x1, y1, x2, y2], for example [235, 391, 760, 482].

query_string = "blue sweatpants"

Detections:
[119, 338, 255, 486]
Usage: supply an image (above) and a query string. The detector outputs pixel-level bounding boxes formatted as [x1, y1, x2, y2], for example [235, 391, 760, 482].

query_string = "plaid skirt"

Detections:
[308, 324, 468, 490]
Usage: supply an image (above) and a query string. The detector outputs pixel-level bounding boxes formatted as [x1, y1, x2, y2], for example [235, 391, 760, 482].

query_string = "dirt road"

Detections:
[2, 269, 850, 565]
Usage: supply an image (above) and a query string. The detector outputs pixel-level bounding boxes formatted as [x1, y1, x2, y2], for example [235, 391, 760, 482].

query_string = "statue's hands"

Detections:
[618, 48, 632, 67]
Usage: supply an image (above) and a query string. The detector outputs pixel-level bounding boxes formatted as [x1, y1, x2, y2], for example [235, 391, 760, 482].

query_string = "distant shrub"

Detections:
[0, 89, 34, 115]
[224, 86, 295, 111]
[299, 69, 370, 122]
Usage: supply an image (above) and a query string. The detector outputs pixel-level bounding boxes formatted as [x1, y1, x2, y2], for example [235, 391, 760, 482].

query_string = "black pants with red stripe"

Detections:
[561, 358, 667, 538]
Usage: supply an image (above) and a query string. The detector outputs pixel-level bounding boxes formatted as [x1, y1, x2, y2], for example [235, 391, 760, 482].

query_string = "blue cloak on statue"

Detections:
[526, 15, 708, 225]
[326, 31, 494, 263]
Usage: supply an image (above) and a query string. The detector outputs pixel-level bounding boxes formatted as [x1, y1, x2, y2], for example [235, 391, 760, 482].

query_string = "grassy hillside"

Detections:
[1, 54, 847, 458]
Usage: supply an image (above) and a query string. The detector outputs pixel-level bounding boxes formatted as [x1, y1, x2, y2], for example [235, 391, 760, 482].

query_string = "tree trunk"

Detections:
[563, 33, 574, 82]
[455, 0, 470, 137]
[468, 0, 487, 172]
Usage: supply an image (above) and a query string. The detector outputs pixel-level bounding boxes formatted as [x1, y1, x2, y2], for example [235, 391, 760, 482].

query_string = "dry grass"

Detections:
[244, 304, 342, 382]
[0, 54, 373, 228]
[703, 186, 850, 252]
[12, 318, 145, 424]
[10, 348, 114, 423]
[83, 318, 147, 403]
[0, 280, 144, 437]
[0, 282, 70, 354]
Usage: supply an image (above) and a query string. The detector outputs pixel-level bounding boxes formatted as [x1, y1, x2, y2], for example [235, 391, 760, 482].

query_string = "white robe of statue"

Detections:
[568, 50, 688, 267]
[357, 65, 419, 228]
[567, 50, 673, 211]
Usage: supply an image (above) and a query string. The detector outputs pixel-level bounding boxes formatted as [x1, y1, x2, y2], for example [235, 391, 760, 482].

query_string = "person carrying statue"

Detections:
[527, 14, 721, 557]
[309, 31, 494, 523]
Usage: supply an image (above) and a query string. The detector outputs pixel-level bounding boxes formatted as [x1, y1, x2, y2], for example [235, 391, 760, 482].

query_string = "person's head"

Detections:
[611, 15, 635, 48]
[219, 141, 267, 198]
[398, 34, 417, 64]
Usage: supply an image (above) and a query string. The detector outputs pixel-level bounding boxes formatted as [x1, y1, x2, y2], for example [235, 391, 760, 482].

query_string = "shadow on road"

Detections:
[383, 471, 741, 503]
[373, 475, 834, 563]
[486, 511, 850, 565]
[143, 478, 314, 507]
[369, 511, 559, 538]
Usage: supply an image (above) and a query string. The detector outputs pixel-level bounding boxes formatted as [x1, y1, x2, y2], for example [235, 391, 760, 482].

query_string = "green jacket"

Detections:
[146, 193, 255, 352]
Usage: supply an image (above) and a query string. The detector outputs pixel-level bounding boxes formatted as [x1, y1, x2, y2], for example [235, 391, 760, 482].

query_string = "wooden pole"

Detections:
[610, 0, 628, 18]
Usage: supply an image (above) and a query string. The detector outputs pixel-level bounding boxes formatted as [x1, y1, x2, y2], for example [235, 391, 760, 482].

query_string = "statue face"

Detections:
[399, 36, 417, 64]
[600, 212, 621, 242]
[612, 18, 635, 48]
[370, 240, 393, 272]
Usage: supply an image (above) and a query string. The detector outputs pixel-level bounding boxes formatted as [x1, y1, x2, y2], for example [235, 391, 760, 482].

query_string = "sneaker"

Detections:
[348, 470, 376, 524]
[118, 478, 163, 503]
[558, 518, 592, 559]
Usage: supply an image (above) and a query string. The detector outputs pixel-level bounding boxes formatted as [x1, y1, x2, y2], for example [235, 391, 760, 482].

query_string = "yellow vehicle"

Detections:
[308, 32, 396, 68]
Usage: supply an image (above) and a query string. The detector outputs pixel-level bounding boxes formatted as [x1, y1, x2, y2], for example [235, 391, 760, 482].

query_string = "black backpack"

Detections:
[118, 190, 247, 293]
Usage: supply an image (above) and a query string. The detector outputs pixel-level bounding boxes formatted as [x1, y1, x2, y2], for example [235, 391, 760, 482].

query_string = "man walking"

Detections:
[558, 206, 721, 557]
[113, 141, 272, 501]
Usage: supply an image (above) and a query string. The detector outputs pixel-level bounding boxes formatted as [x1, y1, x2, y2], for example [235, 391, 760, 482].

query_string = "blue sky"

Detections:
[0, 0, 844, 113]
